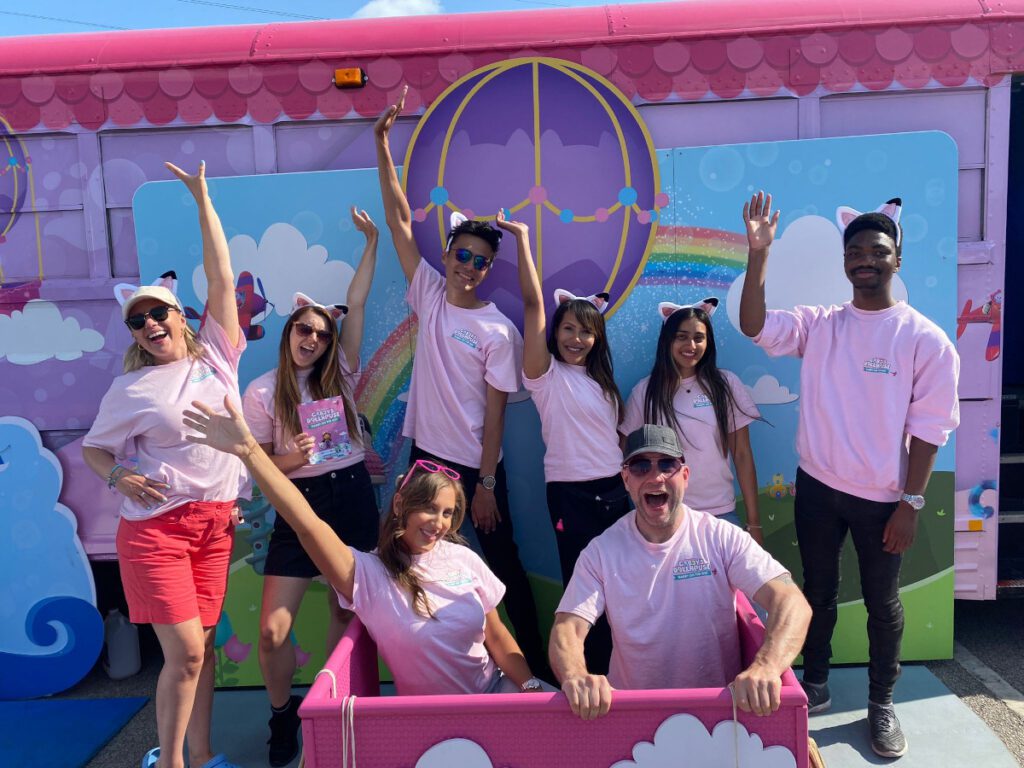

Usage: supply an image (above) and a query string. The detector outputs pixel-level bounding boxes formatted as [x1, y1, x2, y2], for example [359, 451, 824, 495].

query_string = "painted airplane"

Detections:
[184, 270, 273, 341]
[956, 289, 1001, 362]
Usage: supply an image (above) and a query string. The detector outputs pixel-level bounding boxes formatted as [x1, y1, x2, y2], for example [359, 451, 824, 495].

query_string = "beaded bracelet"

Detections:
[106, 464, 125, 489]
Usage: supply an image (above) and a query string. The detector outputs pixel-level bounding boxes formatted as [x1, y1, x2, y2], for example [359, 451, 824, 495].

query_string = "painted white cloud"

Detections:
[353, 0, 442, 19]
[414, 738, 494, 768]
[747, 374, 798, 405]
[611, 713, 796, 768]
[0, 301, 104, 365]
[191, 222, 355, 317]
[725, 214, 908, 333]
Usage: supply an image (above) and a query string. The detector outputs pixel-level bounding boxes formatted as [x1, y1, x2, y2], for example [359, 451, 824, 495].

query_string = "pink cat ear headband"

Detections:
[836, 197, 902, 246]
[553, 288, 611, 314]
[658, 297, 719, 323]
[291, 291, 347, 320]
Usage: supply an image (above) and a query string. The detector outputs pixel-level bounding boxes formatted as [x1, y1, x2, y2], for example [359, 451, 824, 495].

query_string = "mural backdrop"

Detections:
[131, 123, 957, 685]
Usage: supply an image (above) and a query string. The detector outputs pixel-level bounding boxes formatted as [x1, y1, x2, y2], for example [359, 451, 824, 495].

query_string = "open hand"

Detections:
[471, 488, 502, 534]
[114, 472, 170, 512]
[374, 85, 408, 143]
[183, 396, 256, 459]
[495, 208, 529, 239]
[882, 502, 919, 554]
[165, 161, 209, 200]
[351, 207, 378, 241]
[743, 190, 779, 251]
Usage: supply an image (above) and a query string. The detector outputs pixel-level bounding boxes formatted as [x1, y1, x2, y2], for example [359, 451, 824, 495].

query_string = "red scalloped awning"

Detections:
[0, 0, 1022, 132]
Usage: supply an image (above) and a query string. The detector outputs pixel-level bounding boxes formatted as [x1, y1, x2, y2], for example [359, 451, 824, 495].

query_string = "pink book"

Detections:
[297, 397, 352, 465]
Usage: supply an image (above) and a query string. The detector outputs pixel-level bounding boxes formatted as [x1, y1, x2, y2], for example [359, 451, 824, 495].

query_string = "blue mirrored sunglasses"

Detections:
[452, 248, 494, 271]
[624, 457, 684, 478]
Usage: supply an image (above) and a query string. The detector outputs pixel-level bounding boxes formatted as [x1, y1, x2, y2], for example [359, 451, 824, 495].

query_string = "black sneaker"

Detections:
[868, 701, 908, 758]
[800, 680, 832, 714]
[267, 694, 302, 767]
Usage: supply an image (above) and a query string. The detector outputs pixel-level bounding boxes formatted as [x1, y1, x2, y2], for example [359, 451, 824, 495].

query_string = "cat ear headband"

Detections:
[291, 291, 347, 320]
[553, 288, 611, 314]
[114, 271, 184, 319]
[445, 210, 502, 249]
[658, 297, 719, 323]
[836, 197, 902, 246]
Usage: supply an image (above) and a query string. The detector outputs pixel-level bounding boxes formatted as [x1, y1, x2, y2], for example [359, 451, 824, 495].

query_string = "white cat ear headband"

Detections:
[836, 197, 902, 246]
[553, 288, 610, 314]
[291, 291, 347, 320]
[658, 297, 719, 323]
[445, 211, 502, 249]
[114, 271, 183, 311]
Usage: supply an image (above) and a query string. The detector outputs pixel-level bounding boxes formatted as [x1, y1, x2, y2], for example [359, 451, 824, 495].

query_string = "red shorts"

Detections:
[116, 500, 236, 627]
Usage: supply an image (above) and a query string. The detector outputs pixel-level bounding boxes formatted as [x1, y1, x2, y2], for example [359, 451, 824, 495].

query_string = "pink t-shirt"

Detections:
[83, 316, 247, 521]
[523, 358, 622, 482]
[242, 353, 365, 479]
[402, 260, 523, 468]
[338, 539, 506, 695]
[754, 302, 960, 502]
[621, 370, 759, 516]
[557, 507, 787, 690]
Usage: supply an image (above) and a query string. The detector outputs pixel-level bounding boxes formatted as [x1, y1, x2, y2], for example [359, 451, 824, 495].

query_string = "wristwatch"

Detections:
[478, 474, 497, 491]
[521, 677, 543, 692]
[900, 493, 925, 511]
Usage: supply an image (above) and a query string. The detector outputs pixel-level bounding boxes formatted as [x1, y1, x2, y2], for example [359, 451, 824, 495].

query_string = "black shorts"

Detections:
[263, 461, 380, 579]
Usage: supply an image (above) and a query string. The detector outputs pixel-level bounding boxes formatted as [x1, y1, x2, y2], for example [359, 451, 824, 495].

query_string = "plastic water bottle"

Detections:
[103, 609, 141, 680]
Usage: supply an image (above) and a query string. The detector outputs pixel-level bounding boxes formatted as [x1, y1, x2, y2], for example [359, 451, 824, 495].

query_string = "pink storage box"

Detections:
[299, 593, 809, 767]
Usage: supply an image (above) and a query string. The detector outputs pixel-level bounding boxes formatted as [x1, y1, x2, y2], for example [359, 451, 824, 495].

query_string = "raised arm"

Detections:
[549, 613, 612, 719]
[734, 573, 812, 716]
[739, 191, 779, 339]
[182, 397, 357, 601]
[374, 86, 421, 283]
[496, 210, 550, 379]
[166, 161, 240, 346]
[340, 207, 379, 372]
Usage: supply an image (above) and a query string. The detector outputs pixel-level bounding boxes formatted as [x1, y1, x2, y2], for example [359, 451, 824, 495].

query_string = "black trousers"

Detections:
[794, 468, 904, 704]
[408, 443, 548, 678]
[546, 474, 630, 675]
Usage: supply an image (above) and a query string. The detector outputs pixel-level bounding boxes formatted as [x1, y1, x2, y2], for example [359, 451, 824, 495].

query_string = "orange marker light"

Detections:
[333, 68, 367, 88]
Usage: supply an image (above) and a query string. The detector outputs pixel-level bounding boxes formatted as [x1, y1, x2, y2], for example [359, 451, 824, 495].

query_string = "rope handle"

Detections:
[314, 668, 337, 699]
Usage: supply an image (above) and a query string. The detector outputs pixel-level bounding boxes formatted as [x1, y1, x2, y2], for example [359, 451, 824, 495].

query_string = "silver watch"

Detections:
[521, 677, 543, 692]
[900, 493, 925, 511]
[479, 474, 497, 491]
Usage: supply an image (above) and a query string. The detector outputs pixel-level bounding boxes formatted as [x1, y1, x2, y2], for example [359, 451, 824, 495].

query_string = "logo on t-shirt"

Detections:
[442, 568, 473, 588]
[672, 557, 715, 581]
[692, 394, 712, 409]
[189, 361, 216, 384]
[863, 357, 897, 376]
[450, 328, 480, 349]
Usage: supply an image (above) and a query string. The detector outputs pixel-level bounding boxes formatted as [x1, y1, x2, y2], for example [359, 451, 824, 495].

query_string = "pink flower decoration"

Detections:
[223, 634, 252, 663]
[413, 208, 427, 222]
[594, 208, 609, 223]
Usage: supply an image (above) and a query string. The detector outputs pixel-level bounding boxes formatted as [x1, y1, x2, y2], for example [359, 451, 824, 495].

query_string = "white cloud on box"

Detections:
[191, 222, 355, 318]
[414, 738, 494, 768]
[353, 0, 442, 19]
[725, 215, 908, 333]
[0, 301, 104, 365]
[611, 713, 796, 768]
[747, 374, 798, 405]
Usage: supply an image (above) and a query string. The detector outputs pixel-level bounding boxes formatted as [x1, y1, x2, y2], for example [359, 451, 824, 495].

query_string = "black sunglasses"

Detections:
[624, 457, 684, 478]
[125, 305, 179, 330]
[293, 322, 332, 343]
[452, 248, 494, 271]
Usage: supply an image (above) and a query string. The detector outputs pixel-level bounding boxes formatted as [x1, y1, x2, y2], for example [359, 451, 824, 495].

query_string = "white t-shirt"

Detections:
[338, 540, 506, 695]
[402, 260, 523, 468]
[557, 507, 787, 690]
[83, 315, 247, 521]
[755, 301, 960, 502]
[522, 358, 622, 482]
[242, 352, 365, 479]
[621, 370, 759, 515]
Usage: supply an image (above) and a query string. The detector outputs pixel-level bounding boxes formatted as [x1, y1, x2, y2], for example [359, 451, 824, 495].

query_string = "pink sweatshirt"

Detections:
[754, 301, 959, 502]
[83, 315, 247, 520]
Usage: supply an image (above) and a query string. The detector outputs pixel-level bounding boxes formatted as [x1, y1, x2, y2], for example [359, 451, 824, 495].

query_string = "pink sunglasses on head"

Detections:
[399, 459, 461, 490]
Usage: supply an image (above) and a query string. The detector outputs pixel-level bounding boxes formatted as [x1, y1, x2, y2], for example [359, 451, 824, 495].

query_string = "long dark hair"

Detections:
[548, 299, 624, 423]
[273, 306, 360, 446]
[377, 466, 467, 619]
[643, 307, 750, 457]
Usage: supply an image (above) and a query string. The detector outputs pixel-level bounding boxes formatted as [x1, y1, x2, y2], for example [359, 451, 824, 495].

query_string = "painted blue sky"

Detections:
[0, 0, 660, 37]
